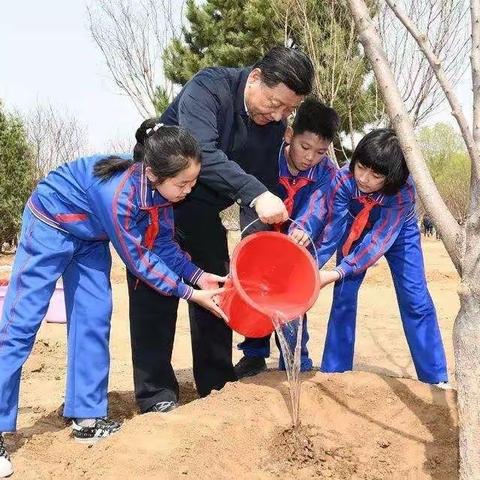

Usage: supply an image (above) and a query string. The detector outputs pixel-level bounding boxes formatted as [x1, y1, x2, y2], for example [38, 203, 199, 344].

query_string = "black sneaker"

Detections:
[234, 356, 267, 379]
[71, 418, 121, 444]
[146, 401, 177, 413]
[0, 434, 13, 478]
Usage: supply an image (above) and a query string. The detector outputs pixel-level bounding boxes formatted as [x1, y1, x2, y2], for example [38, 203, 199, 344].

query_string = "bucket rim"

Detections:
[229, 231, 321, 317]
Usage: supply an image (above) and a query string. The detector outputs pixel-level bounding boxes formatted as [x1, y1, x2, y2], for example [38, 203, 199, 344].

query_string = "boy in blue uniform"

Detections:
[0, 122, 225, 478]
[234, 98, 340, 378]
[296, 129, 448, 385]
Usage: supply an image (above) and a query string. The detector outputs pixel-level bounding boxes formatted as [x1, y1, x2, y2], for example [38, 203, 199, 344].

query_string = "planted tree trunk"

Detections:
[454, 277, 480, 479]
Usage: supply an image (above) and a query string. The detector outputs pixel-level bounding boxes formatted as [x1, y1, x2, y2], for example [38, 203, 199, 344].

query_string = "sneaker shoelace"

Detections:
[73, 418, 120, 436]
[94, 418, 120, 434]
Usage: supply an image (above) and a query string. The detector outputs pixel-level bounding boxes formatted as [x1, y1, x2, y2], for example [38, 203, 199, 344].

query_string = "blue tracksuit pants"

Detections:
[320, 220, 448, 384]
[0, 209, 112, 431]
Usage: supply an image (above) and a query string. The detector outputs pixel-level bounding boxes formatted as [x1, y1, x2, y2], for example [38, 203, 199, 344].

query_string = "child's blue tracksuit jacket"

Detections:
[0, 156, 204, 430]
[300, 165, 447, 383]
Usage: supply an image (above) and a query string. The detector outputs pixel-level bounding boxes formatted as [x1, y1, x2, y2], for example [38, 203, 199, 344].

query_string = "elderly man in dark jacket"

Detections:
[127, 46, 314, 413]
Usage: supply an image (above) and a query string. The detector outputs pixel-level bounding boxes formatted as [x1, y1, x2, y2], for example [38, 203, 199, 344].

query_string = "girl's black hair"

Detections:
[349, 129, 409, 195]
[93, 156, 133, 180]
[292, 97, 340, 142]
[94, 118, 201, 182]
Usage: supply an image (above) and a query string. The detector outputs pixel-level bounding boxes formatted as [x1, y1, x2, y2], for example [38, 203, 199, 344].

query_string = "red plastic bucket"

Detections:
[219, 231, 320, 338]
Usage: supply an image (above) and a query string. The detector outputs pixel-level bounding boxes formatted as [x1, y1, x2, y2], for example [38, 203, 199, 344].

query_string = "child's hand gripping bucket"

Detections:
[219, 231, 320, 337]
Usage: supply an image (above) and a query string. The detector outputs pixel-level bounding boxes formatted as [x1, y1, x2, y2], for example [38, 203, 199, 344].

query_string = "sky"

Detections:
[0, 0, 142, 152]
[0, 1, 474, 154]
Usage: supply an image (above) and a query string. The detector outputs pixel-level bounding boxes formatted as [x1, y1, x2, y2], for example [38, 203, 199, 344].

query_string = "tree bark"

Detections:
[348, 1, 480, 478]
[471, 0, 480, 146]
[454, 278, 480, 480]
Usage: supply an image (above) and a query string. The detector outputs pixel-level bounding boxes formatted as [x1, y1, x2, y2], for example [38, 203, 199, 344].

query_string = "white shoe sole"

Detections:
[434, 382, 454, 390]
[73, 433, 120, 445]
[73, 430, 120, 445]
[73, 436, 103, 445]
[0, 457, 13, 478]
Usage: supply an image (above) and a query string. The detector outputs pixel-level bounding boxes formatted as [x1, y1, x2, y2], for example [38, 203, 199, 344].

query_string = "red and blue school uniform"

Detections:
[310, 165, 447, 383]
[238, 142, 336, 370]
[0, 155, 203, 431]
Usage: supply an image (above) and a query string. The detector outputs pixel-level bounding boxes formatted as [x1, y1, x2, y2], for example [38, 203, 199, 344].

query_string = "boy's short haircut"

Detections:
[349, 128, 409, 196]
[291, 97, 340, 142]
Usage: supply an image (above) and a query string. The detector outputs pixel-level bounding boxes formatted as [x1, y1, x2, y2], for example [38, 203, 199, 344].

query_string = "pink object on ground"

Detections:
[0, 284, 67, 324]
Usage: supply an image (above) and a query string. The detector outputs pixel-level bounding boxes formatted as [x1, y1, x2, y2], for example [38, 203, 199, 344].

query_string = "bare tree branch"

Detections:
[349, 2, 480, 477]
[106, 135, 134, 154]
[86, 0, 184, 117]
[379, 0, 469, 127]
[471, 0, 480, 144]
[347, 0, 462, 271]
[25, 102, 88, 180]
[385, 0, 480, 218]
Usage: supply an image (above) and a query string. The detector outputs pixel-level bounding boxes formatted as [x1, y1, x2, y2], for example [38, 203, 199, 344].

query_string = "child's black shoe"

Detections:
[71, 418, 121, 444]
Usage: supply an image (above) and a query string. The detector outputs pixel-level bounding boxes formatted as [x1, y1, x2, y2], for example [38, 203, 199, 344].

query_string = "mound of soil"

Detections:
[8, 371, 458, 480]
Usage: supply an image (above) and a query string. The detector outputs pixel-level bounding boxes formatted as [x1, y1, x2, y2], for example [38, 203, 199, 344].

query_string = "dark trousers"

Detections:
[128, 198, 236, 412]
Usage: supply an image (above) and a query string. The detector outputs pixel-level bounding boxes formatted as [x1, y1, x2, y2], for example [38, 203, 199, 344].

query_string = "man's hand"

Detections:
[253, 191, 288, 224]
[289, 228, 311, 247]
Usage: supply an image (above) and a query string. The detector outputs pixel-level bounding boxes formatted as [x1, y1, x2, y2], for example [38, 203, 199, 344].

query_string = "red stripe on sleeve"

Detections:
[112, 169, 177, 290]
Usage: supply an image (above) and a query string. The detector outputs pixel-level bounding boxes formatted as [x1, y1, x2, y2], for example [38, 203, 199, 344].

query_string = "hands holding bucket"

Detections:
[318, 270, 341, 289]
[219, 231, 321, 337]
[289, 228, 311, 247]
[288, 228, 342, 288]
[197, 272, 227, 291]
[253, 191, 288, 225]
[192, 272, 228, 321]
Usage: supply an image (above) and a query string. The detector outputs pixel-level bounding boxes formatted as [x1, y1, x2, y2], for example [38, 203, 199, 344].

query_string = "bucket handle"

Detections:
[239, 217, 319, 267]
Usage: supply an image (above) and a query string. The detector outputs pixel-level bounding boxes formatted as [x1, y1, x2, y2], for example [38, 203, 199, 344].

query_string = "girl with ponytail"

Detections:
[0, 119, 225, 476]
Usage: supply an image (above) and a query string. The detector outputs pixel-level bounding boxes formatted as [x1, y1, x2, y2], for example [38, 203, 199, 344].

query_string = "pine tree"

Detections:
[164, 0, 284, 85]
[163, 0, 383, 157]
[0, 102, 35, 250]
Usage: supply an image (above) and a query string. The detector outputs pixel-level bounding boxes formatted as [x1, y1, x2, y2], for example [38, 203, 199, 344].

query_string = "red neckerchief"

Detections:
[342, 196, 381, 256]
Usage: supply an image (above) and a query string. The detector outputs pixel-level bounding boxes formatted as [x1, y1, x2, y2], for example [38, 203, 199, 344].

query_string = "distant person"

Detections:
[235, 97, 339, 378]
[422, 215, 434, 237]
[293, 129, 449, 387]
[0, 122, 225, 478]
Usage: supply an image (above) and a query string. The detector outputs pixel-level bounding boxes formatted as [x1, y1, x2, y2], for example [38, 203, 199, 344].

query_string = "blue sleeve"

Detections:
[177, 74, 267, 204]
[335, 183, 415, 279]
[291, 159, 337, 242]
[157, 242, 204, 286]
[91, 178, 195, 300]
[313, 170, 353, 268]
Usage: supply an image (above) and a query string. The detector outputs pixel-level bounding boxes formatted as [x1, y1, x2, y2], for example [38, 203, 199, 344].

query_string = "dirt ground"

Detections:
[0, 235, 459, 479]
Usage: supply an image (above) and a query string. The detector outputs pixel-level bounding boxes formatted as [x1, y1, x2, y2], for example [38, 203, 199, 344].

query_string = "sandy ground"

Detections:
[0, 235, 459, 479]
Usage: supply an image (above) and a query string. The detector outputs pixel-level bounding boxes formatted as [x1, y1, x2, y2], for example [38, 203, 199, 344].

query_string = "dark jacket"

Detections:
[160, 67, 286, 209]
